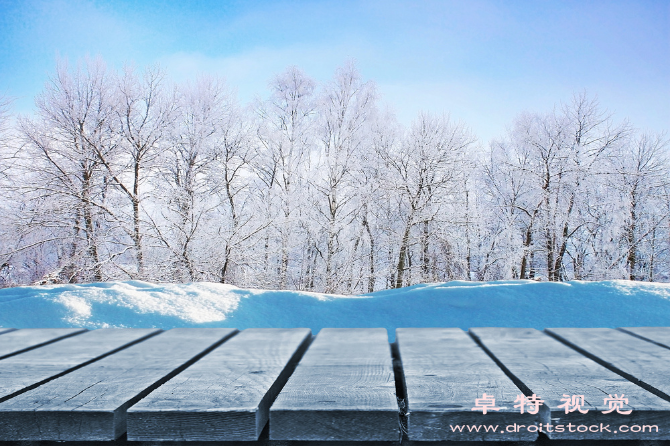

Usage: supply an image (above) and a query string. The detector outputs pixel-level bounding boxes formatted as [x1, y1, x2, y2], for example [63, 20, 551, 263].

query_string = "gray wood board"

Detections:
[0, 328, 86, 360]
[547, 328, 670, 401]
[0, 328, 237, 441]
[0, 328, 158, 403]
[470, 327, 670, 441]
[270, 328, 399, 442]
[619, 327, 670, 350]
[396, 328, 540, 442]
[0, 328, 14, 335]
[127, 328, 311, 442]
[297, 328, 392, 366]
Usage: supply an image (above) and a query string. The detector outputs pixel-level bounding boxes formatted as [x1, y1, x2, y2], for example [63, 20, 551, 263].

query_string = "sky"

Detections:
[0, 0, 668, 144]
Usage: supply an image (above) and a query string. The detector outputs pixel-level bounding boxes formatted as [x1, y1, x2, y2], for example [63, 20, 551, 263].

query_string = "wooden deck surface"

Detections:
[0, 326, 669, 444]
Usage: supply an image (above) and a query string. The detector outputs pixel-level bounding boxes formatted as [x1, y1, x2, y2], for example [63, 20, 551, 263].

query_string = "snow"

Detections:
[1, 280, 669, 341]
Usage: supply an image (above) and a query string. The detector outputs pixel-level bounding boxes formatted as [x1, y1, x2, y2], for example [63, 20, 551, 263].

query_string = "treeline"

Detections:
[0, 59, 668, 291]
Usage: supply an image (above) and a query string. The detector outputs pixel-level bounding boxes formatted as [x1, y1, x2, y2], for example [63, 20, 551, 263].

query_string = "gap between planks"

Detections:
[545, 328, 670, 404]
[0, 329, 162, 404]
[0, 328, 87, 360]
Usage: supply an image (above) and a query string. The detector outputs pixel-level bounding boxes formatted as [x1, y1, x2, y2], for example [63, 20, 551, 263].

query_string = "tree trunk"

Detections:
[545, 228, 555, 281]
[279, 231, 289, 289]
[649, 227, 656, 282]
[82, 168, 102, 282]
[553, 193, 575, 281]
[325, 191, 338, 293]
[421, 220, 430, 281]
[362, 212, 375, 293]
[325, 226, 336, 292]
[395, 221, 412, 288]
[626, 194, 638, 281]
[520, 226, 532, 279]
[464, 189, 472, 280]
[219, 245, 231, 283]
[132, 159, 144, 278]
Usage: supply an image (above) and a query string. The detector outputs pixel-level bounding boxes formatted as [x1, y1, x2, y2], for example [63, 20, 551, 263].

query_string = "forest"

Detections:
[0, 59, 668, 292]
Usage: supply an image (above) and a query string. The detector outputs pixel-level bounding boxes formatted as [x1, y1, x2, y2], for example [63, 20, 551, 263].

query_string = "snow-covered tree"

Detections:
[486, 94, 629, 281]
[17, 59, 121, 283]
[377, 112, 476, 287]
[610, 133, 670, 280]
[207, 93, 260, 284]
[148, 77, 227, 281]
[1, 59, 669, 289]
[102, 65, 177, 278]
[254, 66, 317, 289]
[312, 62, 378, 293]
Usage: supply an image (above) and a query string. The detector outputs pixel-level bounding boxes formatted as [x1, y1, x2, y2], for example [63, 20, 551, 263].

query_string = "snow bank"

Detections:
[1, 280, 669, 340]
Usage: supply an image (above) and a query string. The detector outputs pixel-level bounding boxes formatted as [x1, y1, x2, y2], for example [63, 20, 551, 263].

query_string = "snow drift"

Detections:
[1, 280, 669, 340]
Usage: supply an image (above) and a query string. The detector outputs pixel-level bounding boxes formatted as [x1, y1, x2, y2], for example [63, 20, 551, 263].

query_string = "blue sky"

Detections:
[0, 0, 668, 143]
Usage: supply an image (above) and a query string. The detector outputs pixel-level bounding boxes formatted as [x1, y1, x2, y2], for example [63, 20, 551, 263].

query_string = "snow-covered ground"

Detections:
[1, 280, 669, 340]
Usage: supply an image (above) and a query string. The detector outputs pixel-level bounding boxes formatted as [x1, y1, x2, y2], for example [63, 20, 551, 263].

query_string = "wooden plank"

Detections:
[547, 328, 670, 401]
[0, 328, 158, 403]
[0, 328, 86, 360]
[0, 328, 237, 441]
[396, 328, 539, 441]
[269, 328, 399, 441]
[470, 327, 670, 441]
[619, 327, 670, 350]
[297, 331, 391, 366]
[0, 328, 14, 336]
[127, 328, 311, 442]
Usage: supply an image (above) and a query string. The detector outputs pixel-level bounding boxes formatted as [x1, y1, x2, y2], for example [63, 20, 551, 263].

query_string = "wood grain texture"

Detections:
[620, 327, 670, 350]
[127, 328, 311, 442]
[0, 328, 236, 441]
[396, 328, 539, 442]
[470, 327, 670, 441]
[297, 329, 392, 367]
[270, 328, 399, 441]
[0, 328, 158, 403]
[547, 327, 670, 400]
[0, 328, 86, 360]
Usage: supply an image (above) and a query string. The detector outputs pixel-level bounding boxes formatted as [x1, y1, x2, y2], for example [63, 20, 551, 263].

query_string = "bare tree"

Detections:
[17, 59, 119, 283]
[378, 112, 476, 288]
[3, 58, 670, 289]
[490, 94, 629, 281]
[0, 95, 14, 181]
[148, 76, 250, 283]
[312, 61, 377, 293]
[0, 95, 17, 285]
[610, 133, 670, 280]
[209, 97, 261, 284]
[255, 66, 316, 288]
[96, 65, 176, 278]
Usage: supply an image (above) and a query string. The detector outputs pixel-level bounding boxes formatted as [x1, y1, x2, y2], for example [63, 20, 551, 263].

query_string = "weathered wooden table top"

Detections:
[0, 326, 669, 445]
